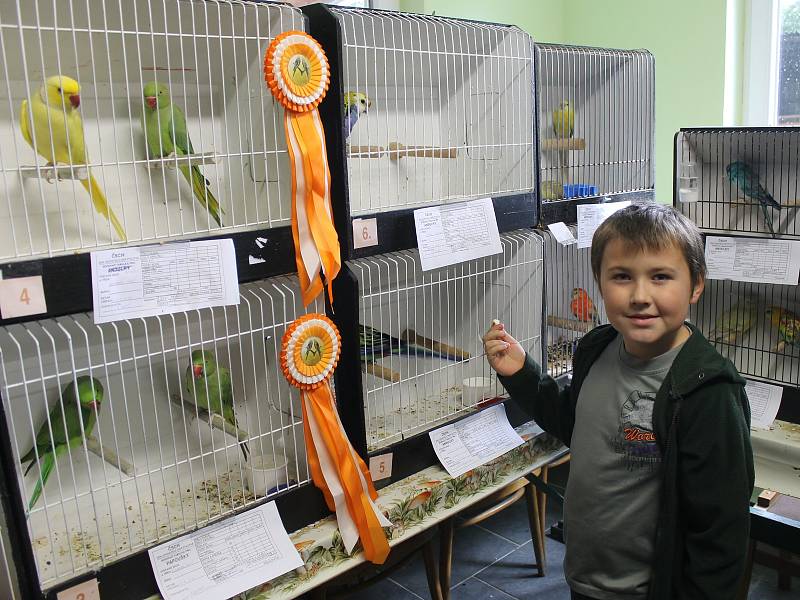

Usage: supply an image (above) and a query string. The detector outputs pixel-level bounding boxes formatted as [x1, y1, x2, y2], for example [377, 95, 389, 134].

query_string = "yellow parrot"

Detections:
[20, 75, 126, 241]
[552, 100, 575, 138]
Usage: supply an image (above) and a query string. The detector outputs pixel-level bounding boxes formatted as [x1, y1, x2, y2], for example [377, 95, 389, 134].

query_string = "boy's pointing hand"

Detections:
[483, 320, 526, 377]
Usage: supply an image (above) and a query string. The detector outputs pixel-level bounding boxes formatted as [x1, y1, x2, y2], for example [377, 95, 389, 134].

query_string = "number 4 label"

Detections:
[0, 275, 47, 319]
[56, 578, 100, 600]
[352, 218, 379, 249]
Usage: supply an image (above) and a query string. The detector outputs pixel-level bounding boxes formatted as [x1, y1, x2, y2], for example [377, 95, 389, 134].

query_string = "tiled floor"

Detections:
[331, 468, 799, 599]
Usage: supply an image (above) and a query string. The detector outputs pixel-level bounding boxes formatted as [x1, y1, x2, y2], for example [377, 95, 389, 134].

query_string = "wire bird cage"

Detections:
[348, 229, 543, 452]
[691, 277, 799, 388]
[536, 44, 655, 223]
[0, 518, 20, 600]
[305, 5, 537, 256]
[675, 128, 800, 239]
[539, 225, 605, 378]
[0, 276, 321, 591]
[0, 0, 301, 262]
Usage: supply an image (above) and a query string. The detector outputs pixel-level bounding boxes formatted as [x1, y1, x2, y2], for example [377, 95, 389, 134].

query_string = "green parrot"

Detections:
[766, 306, 799, 352]
[19, 376, 104, 510]
[552, 101, 574, 138]
[185, 349, 249, 460]
[708, 300, 757, 344]
[726, 161, 781, 238]
[142, 82, 223, 227]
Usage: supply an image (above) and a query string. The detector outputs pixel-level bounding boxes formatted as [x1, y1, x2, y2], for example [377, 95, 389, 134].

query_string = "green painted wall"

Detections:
[397, 0, 739, 202]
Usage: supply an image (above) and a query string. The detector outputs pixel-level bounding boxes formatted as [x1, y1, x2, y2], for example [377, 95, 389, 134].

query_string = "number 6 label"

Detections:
[352, 218, 379, 249]
[56, 578, 100, 600]
[0, 275, 47, 319]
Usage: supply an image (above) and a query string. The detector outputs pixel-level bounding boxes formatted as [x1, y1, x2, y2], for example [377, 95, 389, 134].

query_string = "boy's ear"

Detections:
[689, 276, 705, 304]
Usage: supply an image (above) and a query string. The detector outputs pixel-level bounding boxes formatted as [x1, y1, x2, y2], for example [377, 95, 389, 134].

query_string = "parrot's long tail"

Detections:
[234, 418, 249, 461]
[401, 344, 462, 362]
[760, 201, 777, 238]
[81, 174, 127, 241]
[181, 165, 223, 227]
[28, 451, 55, 511]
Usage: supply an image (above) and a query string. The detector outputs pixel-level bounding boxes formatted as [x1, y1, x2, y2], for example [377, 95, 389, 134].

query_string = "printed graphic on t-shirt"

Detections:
[611, 390, 662, 471]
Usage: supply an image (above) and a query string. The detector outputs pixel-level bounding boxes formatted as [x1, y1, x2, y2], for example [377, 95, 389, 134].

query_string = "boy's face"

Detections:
[598, 238, 704, 360]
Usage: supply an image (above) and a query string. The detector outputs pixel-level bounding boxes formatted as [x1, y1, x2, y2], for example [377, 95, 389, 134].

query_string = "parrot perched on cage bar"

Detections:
[359, 325, 464, 363]
[570, 287, 601, 327]
[142, 82, 224, 227]
[552, 101, 574, 138]
[766, 306, 799, 352]
[725, 161, 781, 238]
[344, 91, 371, 139]
[19, 376, 104, 510]
[707, 300, 757, 344]
[20, 75, 127, 241]
[185, 349, 249, 460]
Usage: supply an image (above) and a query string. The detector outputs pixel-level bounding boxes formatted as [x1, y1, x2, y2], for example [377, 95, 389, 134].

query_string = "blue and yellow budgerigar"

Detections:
[552, 101, 574, 138]
[20, 75, 127, 241]
[726, 161, 782, 237]
[344, 91, 371, 139]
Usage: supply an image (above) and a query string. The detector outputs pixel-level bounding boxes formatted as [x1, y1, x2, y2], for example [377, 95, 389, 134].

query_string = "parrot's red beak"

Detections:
[193, 365, 203, 379]
[145, 96, 157, 110]
[88, 401, 98, 411]
[69, 94, 80, 109]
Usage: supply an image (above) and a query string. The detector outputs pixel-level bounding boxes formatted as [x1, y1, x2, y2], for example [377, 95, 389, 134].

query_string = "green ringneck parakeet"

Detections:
[344, 91, 370, 139]
[185, 349, 249, 460]
[767, 306, 799, 352]
[726, 161, 781, 238]
[552, 101, 574, 138]
[142, 82, 224, 227]
[20, 75, 127, 241]
[20, 376, 104, 510]
[708, 301, 757, 344]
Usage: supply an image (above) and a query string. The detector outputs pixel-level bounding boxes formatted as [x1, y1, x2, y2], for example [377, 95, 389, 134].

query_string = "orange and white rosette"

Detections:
[281, 314, 391, 564]
[265, 31, 340, 307]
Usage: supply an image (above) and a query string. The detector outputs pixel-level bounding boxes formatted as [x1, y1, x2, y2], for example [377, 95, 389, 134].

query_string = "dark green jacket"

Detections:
[499, 323, 754, 599]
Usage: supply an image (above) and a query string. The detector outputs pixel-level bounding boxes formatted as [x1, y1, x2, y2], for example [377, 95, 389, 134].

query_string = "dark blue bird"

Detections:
[726, 161, 781, 237]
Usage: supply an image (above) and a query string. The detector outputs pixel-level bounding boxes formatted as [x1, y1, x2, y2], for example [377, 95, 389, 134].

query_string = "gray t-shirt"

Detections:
[565, 334, 684, 599]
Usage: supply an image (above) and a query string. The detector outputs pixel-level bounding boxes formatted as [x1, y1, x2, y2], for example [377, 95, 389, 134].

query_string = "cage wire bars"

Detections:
[536, 43, 655, 223]
[0, 0, 301, 262]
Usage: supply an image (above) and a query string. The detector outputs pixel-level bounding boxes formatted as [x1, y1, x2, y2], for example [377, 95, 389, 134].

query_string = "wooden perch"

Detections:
[781, 200, 800, 208]
[546, 316, 592, 333]
[85, 436, 135, 477]
[19, 164, 88, 181]
[540, 138, 586, 151]
[361, 362, 401, 383]
[348, 145, 386, 158]
[401, 329, 471, 360]
[170, 394, 249, 443]
[387, 142, 458, 160]
[145, 151, 216, 169]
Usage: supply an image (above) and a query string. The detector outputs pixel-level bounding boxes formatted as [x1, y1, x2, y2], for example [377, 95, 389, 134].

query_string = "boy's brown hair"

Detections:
[590, 203, 706, 287]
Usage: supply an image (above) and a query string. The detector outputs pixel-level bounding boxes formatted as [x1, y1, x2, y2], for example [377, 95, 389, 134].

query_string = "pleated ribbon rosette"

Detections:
[265, 31, 341, 307]
[281, 314, 391, 563]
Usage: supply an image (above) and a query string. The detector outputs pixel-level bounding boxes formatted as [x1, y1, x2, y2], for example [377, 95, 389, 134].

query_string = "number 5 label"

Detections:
[0, 275, 47, 319]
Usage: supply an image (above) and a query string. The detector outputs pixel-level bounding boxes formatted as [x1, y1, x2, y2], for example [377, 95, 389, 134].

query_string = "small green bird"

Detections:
[142, 82, 223, 227]
[708, 301, 757, 344]
[726, 161, 781, 238]
[552, 101, 574, 138]
[20, 376, 104, 510]
[344, 91, 371, 139]
[766, 306, 799, 352]
[185, 349, 249, 460]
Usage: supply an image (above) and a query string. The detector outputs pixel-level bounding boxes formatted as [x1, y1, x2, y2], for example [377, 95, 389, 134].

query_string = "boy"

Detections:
[483, 204, 754, 599]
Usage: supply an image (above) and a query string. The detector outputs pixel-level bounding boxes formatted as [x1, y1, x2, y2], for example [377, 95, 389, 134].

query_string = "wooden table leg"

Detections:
[439, 518, 454, 600]
[524, 481, 545, 576]
[422, 538, 443, 600]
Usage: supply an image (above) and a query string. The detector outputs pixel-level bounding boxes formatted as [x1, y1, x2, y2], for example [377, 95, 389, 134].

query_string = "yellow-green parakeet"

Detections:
[20, 75, 127, 241]
[20, 376, 104, 510]
[766, 306, 799, 352]
[344, 91, 371, 139]
[708, 301, 757, 344]
[185, 349, 248, 460]
[142, 82, 223, 227]
[552, 101, 574, 138]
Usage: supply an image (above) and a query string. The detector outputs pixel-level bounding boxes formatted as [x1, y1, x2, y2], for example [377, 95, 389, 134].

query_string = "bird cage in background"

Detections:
[691, 276, 799, 388]
[0, 0, 301, 262]
[0, 276, 325, 593]
[304, 5, 538, 258]
[675, 128, 800, 239]
[346, 230, 543, 456]
[536, 44, 655, 224]
[539, 225, 605, 378]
